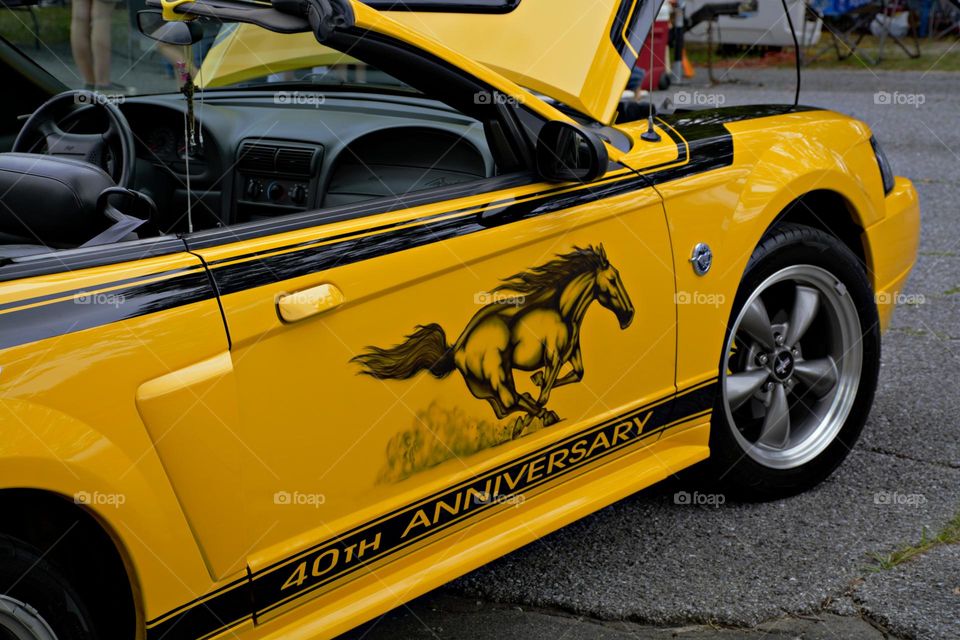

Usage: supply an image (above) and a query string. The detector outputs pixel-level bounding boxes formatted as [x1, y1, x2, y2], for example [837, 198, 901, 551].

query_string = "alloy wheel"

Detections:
[721, 265, 863, 469]
[0, 595, 58, 640]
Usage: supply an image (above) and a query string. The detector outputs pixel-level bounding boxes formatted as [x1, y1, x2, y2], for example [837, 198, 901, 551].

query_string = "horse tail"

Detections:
[352, 323, 455, 380]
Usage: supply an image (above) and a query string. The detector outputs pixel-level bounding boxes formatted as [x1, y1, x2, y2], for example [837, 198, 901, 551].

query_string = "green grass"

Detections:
[686, 34, 960, 73]
[0, 5, 129, 49]
[0, 6, 72, 46]
[868, 510, 960, 571]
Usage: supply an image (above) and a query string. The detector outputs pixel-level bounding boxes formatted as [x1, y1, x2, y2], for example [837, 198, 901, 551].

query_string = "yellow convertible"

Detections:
[0, 0, 918, 639]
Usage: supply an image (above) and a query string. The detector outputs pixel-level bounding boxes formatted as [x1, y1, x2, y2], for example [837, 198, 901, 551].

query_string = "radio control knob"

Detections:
[267, 181, 285, 202]
[245, 178, 263, 200]
[290, 184, 307, 206]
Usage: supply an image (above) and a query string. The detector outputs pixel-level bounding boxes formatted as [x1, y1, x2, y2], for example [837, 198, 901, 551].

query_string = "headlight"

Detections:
[870, 136, 895, 196]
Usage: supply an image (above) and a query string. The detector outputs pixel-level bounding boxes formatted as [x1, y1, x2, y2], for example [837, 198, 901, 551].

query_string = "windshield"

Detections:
[0, 7, 412, 96]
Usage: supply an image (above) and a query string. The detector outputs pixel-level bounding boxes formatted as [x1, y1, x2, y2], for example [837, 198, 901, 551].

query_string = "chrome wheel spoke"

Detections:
[793, 356, 839, 398]
[740, 296, 776, 350]
[725, 369, 769, 411]
[785, 285, 820, 346]
[758, 383, 791, 449]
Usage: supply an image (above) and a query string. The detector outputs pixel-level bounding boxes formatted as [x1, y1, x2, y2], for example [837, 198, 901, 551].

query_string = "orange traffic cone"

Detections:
[682, 50, 695, 79]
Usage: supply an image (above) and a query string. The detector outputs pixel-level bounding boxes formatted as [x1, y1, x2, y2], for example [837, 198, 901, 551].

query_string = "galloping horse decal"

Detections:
[352, 245, 634, 432]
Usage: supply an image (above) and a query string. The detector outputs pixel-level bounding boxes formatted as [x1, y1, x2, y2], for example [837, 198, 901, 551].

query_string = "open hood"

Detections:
[152, 0, 662, 124]
[380, 0, 663, 124]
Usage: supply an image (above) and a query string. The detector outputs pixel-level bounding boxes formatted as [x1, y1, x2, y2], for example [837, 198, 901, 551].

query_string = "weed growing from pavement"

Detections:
[867, 510, 960, 571]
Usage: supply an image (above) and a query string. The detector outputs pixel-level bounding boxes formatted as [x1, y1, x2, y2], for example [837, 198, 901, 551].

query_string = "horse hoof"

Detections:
[511, 416, 531, 438]
[542, 410, 560, 427]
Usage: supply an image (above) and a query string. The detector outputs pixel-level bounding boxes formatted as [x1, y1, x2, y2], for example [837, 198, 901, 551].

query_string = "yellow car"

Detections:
[0, 0, 918, 639]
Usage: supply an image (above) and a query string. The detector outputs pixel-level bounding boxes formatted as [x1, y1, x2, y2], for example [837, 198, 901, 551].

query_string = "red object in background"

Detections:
[637, 19, 671, 91]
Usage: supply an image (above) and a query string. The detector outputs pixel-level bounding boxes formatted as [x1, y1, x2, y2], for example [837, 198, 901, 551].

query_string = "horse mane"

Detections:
[494, 246, 609, 295]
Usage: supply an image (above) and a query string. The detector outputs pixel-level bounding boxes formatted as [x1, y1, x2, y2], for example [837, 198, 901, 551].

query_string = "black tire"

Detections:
[708, 223, 880, 500]
[0, 534, 95, 639]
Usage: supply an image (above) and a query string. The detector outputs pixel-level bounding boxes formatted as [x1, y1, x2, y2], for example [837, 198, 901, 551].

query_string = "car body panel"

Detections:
[0, 251, 239, 620]
[617, 108, 892, 391]
[239, 418, 711, 640]
[199, 27, 362, 88]
[383, 0, 661, 123]
[865, 176, 921, 329]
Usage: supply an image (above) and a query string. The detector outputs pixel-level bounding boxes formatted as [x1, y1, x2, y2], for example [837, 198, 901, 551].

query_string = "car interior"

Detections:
[0, 26, 560, 264]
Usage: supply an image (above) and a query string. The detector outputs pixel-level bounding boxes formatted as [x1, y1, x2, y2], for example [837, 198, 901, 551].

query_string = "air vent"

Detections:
[238, 142, 320, 176]
[276, 147, 315, 176]
[238, 143, 277, 173]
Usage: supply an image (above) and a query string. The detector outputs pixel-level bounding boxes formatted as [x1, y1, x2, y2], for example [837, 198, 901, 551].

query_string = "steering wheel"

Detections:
[12, 90, 135, 188]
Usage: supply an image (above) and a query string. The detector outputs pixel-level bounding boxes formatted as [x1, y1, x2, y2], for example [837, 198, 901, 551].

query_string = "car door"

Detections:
[189, 158, 679, 616]
[159, 0, 679, 621]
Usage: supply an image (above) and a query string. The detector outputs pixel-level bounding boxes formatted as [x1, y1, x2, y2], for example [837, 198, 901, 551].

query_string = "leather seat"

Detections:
[0, 153, 115, 258]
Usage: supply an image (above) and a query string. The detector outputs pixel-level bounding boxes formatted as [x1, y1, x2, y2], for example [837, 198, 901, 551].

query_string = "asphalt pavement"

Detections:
[339, 68, 960, 640]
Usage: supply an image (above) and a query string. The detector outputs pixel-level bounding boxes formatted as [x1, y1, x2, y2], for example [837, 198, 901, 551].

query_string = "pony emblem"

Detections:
[352, 245, 634, 431]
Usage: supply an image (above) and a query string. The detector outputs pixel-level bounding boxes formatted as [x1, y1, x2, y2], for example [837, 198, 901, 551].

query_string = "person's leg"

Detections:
[90, 0, 113, 87]
[70, 0, 95, 86]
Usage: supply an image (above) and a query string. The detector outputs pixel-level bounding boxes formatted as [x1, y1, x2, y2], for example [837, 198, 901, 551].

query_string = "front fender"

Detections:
[655, 109, 888, 390]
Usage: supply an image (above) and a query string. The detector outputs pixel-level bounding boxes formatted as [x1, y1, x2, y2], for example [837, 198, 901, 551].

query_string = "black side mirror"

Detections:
[536, 121, 609, 183]
[137, 10, 205, 46]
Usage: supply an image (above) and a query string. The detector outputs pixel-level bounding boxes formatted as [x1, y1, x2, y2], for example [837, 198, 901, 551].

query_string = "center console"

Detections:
[235, 140, 324, 222]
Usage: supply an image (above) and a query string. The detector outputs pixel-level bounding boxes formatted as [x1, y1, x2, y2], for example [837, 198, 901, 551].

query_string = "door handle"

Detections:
[277, 283, 345, 323]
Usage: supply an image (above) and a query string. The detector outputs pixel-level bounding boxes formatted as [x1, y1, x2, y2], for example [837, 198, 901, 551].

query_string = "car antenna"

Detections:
[641, 0, 661, 142]
[177, 61, 195, 233]
[780, 0, 801, 109]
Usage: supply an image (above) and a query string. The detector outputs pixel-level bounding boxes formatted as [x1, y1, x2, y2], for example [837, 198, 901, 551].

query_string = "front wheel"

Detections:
[709, 224, 880, 500]
[0, 535, 95, 639]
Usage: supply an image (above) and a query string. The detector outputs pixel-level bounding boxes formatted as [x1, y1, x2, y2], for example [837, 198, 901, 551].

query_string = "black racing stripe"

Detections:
[0, 269, 215, 351]
[0, 108, 763, 350]
[668, 379, 719, 424]
[609, 0, 654, 68]
[658, 104, 820, 129]
[145, 381, 718, 640]
[363, 0, 521, 12]
[206, 120, 733, 296]
[0, 266, 200, 315]
[200, 177, 595, 270]
[251, 383, 717, 617]
[145, 581, 253, 640]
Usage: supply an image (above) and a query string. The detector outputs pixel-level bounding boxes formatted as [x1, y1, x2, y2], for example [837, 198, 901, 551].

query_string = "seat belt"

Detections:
[80, 210, 146, 247]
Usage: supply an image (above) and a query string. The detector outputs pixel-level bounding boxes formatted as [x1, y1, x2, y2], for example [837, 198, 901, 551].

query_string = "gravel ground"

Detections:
[344, 69, 960, 639]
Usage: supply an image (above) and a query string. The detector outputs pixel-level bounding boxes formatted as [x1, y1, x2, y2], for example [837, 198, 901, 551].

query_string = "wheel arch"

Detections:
[727, 162, 884, 303]
[0, 488, 141, 638]
[0, 398, 221, 634]
[728, 116, 886, 296]
[767, 189, 870, 279]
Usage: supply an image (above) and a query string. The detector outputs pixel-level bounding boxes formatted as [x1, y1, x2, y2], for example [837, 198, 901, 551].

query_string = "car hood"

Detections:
[382, 0, 663, 124]
[164, 0, 662, 124]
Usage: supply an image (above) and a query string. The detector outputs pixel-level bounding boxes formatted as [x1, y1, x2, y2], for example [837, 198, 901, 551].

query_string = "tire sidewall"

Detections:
[0, 535, 93, 640]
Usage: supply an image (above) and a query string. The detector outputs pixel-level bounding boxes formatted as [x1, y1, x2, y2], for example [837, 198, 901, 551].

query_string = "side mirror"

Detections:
[136, 10, 205, 46]
[536, 121, 609, 183]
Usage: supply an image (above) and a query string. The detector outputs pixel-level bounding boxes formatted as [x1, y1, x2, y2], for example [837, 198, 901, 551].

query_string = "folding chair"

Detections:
[809, 0, 920, 64]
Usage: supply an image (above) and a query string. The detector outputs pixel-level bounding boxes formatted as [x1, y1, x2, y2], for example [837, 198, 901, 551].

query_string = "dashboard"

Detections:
[118, 91, 495, 234]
